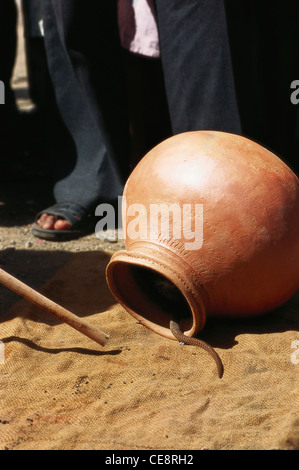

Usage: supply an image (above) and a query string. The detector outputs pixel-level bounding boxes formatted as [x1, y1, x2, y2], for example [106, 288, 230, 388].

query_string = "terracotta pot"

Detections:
[106, 131, 299, 340]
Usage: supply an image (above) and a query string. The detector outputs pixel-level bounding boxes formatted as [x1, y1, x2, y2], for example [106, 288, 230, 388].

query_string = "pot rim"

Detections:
[106, 242, 207, 340]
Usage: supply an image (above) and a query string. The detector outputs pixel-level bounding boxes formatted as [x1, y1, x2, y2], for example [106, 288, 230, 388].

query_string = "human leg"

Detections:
[34, 0, 129, 237]
[155, 0, 241, 134]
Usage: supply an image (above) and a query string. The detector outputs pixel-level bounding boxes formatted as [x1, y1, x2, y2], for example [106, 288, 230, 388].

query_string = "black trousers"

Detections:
[155, 0, 241, 134]
[42, 0, 129, 208]
[42, 0, 241, 209]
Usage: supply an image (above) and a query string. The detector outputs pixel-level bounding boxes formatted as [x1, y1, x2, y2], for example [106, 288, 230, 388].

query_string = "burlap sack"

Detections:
[0, 251, 298, 450]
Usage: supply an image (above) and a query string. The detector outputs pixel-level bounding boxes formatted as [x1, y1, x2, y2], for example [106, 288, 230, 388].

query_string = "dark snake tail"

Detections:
[170, 320, 224, 378]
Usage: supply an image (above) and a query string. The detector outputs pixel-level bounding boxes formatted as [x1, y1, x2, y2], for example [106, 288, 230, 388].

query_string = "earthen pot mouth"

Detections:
[106, 243, 207, 340]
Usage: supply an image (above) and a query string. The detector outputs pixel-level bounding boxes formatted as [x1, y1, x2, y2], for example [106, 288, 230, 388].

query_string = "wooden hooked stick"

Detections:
[0, 267, 109, 347]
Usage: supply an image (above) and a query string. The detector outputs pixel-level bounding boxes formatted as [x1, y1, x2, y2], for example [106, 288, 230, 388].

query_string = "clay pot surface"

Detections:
[106, 131, 299, 340]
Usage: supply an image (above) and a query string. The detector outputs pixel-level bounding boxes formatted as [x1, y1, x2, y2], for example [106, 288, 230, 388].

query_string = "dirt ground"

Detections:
[0, 10, 124, 314]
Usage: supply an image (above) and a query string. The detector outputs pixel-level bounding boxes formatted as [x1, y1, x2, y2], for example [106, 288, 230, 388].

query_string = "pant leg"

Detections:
[42, 0, 130, 208]
[155, 0, 241, 135]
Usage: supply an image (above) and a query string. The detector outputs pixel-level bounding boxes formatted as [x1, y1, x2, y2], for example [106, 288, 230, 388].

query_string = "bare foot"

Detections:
[37, 213, 71, 231]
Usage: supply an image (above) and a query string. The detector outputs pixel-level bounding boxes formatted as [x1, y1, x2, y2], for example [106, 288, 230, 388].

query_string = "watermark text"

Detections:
[290, 339, 299, 365]
[0, 80, 4, 104]
[95, 197, 203, 251]
[0, 341, 4, 364]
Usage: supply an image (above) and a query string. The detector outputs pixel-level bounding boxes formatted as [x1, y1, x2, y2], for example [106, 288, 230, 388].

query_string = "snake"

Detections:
[170, 320, 224, 378]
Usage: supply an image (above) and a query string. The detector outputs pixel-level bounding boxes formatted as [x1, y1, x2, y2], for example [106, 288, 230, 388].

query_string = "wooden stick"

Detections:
[0, 267, 109, 347]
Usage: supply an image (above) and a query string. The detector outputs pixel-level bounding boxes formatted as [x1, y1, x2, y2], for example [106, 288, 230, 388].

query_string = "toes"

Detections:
[37, 214, 55, 229]
[54, 219, 71, 231]
[37, 213, 71, 231]
[37, 213, 49, 226]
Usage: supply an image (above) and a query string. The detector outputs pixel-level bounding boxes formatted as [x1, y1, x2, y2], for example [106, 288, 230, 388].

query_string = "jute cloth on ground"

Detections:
[0, 251, 298, 450]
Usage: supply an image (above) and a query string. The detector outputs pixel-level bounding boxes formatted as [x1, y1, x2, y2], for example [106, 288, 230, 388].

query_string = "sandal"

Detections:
[31, 202, 95, 241]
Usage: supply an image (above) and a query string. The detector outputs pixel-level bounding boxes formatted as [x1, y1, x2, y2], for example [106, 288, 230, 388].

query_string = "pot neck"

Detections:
[106, 241, 207, 339]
